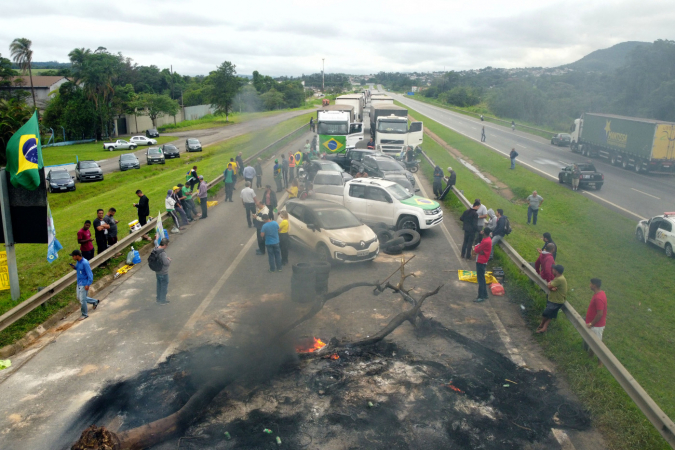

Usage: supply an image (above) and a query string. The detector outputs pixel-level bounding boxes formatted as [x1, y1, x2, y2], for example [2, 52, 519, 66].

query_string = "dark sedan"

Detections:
[47, 169, 76, 193]
[551, 133, 572, 146]
[147, 147, 166, 165]
[146, 128, 160, 138]
[119, 153, 141, 171]
[558, 163, 604, 190]
[75, 160, 103, 182]
[186, 138, 202, 152]
[162, 144, 180, 158]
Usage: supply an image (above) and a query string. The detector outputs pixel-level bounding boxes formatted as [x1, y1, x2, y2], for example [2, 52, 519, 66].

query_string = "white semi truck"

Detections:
[369, 104, 423, 153]
[335, 94, 364, 122]
[317, 106, 364, 154]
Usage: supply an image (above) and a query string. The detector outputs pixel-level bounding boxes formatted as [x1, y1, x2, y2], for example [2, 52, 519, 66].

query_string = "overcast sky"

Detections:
[2, 0, 672, 77]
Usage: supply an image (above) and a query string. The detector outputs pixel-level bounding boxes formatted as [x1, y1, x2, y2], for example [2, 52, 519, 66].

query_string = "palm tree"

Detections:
[9, 38, 37, 111]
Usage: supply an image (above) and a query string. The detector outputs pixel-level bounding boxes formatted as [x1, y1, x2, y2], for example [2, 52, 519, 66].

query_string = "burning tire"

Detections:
[394, 229, 421, 250]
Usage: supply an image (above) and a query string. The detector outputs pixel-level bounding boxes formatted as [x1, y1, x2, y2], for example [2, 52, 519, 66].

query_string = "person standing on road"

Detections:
[104, 208, 120, 255]
[93, 209, 110, 256]
[446, 166, 456, 189]
[288, 153, 296, 182]
[224, 163, 235, 202]
[281, 154, 289, 188]
[273, 159, 283, 192]
[475, 199, 488, 243]
[236, 152, 245, 175]
[535, 243, 556, 282]
[473, 228, 492, 303]
[585, 278, 607, 367]
[262, 185, 277, 220]
[241, 181, 257, 228]
[433, 166, 444, 199]
[254, 202, 270, 255]
[198, 176, 208, 219]
[243, 164, 256, 187]
[165, 190, 183, 233]
[134, 189, 151, 240]
[229, 158, 238, 186]
[509, 148, 518, 170]
[572, 164, 581, 191]
[278, 210, 290, 265]
[255, 158, 263, 189]
[526, 190, 544, 225]
[77, 220, 95, 261]
[511, 121, 516, 131]
[260, 214, 282, 272]
[309, 117, 315, 132]
[460, 201, 479, 259]
[489, 209, 508, 260]
[70, 249, 99, 321]
[480, 126, 486, 142]
[150, 238, 171, 304]
[480, 114, 484, 121]
[537, 264, 567, 333]
[540, 232, 557, 260]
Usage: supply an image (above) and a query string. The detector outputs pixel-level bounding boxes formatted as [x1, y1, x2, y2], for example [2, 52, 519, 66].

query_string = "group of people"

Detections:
[432, 166, 457, 200]
[76, 208, 120, 263]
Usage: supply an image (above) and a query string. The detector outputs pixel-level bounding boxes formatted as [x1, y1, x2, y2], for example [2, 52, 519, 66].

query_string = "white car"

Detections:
[130, 136, 157, 146]
[285, 199, 379, 263]
[635, 212, 675, 257]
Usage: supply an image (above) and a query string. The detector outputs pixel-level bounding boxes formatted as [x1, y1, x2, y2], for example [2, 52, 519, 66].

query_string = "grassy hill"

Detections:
[563, 41, 652, 72]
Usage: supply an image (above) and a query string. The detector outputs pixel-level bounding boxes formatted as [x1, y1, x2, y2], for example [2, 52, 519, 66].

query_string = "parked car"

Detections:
[146, 128, 160, 138]
[146, 147, 166, 165]
[186, 138, 202, 152]
[635, 212, 675, 258]
[162, 144, 180, 159]
[355, 154, 415, 187]
[119, 153, 141, 171]
[285, 199, 379, 263]
[130, 136, 157, 146]
[47, 169, 76, 193]
[558, 162, 604, 190]
[306, 160, 344, 181]
[75, 160, 103, 182]
[103, 140, 137, 151]
[551, 133, 572, 146]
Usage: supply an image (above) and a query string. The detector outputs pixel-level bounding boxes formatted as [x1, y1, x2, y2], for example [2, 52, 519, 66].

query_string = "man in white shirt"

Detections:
[474, 199, 488, 243]
[240, 182, 258, 228]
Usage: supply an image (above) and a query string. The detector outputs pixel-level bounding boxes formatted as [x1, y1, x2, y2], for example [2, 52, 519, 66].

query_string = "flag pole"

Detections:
[0, 169, 20, 300]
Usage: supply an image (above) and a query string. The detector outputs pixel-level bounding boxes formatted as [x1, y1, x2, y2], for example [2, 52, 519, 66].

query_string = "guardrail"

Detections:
[0, 123, 308, 334]
[418, 148, 675, 447]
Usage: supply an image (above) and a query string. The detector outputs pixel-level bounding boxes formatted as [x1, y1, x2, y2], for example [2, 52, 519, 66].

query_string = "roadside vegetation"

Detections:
[413, 107, 673, 449]
[0, 112, 313, 349]
[42, 136, 176, 166]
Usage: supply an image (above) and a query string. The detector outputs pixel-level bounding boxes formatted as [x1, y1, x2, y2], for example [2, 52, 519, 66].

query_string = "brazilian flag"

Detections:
[294, 151, 303, 165]
[320, 135, 346, 154]
[6, 111, 43, 190]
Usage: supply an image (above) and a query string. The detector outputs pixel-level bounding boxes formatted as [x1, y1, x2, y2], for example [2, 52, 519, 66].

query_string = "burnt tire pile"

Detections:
[371, 224, 421, 255]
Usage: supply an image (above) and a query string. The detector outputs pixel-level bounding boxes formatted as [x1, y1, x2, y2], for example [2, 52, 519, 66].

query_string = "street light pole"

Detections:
[322, 58, 325, 92]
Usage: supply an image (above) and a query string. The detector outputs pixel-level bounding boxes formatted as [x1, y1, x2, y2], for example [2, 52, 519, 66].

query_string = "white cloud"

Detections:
[1, 0, 672, 76]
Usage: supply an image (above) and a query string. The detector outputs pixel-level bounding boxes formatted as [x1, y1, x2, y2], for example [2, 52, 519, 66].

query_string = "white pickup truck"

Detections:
[314, 176, 442, 231]
[103, 140, 138, 151]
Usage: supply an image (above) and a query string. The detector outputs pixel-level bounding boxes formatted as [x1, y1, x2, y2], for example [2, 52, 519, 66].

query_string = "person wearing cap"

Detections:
[243, 164, 256, 187]
[198, 175, 209, 219]
[537, 264, 567, 333]
[273, 159, 283, 192]
[255, 158, 263, 189]
[262, 185, 278, 220]
[224, 163, 236, 202]
[70, 249, 100, 320]
[433, 166, 444, 199]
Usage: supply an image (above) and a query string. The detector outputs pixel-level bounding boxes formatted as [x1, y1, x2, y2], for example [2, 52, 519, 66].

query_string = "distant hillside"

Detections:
[11, 61, 71, 70]
[563, 41, 651, 73]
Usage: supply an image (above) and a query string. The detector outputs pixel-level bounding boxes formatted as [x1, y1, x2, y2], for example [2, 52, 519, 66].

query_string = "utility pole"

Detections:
[322, 58, 325, 92]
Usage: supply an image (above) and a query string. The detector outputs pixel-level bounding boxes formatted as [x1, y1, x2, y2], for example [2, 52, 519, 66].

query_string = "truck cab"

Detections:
[375, 116, 423, 153]
[317, 110, 364, 152]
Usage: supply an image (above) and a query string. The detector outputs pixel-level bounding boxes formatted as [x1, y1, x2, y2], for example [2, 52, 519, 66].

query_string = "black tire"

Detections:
[393, 229, 421, 250]
[636, 228, 644, 242]
[558, 175, 564, 184]
[551, 140, 554, 145]
[622, 159, 629, 170]
[409, 165, 419, 173]
[369, 222, 389, 232]
[595, 183, 602, 191]
[396, 215, 419, 231]
[316, 243, 332, 263]
[383, 237, 406, 255]
[634, 159, 642, 173]
[383, 236, 405, 248]
[610, 154, 618, 166]
[666, 243, 673, 258]
[376, 229, 394, 245]
[292, 262, 315, 274]
[312, 261, 331, 275]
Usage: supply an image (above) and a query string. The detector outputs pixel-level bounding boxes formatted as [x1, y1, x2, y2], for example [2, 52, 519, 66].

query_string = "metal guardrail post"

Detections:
[418, 148, 675, 447]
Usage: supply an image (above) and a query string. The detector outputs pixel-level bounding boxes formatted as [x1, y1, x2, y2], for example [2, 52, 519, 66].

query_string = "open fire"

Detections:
[295, 337, 326, 353]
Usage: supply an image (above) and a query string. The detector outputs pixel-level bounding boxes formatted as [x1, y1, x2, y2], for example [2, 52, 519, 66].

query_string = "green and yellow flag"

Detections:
[6, 111, 43, 190]
[320, 135, 346, 153]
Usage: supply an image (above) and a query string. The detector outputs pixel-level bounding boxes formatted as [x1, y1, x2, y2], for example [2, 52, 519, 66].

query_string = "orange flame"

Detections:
[296, 337, 327, 353]
[444, 384, 464, 393]
[330, 354, 340, 360]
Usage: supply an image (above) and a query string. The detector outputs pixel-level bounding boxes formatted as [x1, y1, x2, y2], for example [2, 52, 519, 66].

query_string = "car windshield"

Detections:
[374, 159, 404, 171]
[80, 162, 98, 169]
[314, 208, 362, 230]
[148, 129, 158, 133]
[314, 173, 343, 186]
[317, 122, 348, 135]
[577, 164, 596, 171]
[317, 161, 342, 172]
[187, 139, 199, 144]
[560, 134, 571, 139]
[148, 148, 162, 154]
[50, 171, 70, 180]
[121, 154, 137, 161]
[164, 145, 177, 151]
[377, 120, 407, 133]
[386, 183, 413, 200]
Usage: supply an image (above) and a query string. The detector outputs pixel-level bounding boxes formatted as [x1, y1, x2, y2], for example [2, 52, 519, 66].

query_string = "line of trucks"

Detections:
[314, 92, 424, 156]
[571, 113, 675, 173]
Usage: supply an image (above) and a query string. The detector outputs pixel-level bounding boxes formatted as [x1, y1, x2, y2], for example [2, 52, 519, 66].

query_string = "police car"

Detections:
[635, 212, 675, 257]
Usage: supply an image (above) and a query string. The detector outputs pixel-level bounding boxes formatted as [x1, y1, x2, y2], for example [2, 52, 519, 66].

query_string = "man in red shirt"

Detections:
[473, 228, 492, 302]
[77, 220, 95, 261]
[585, 278, 607, 367]
[534, 243, 555, 282]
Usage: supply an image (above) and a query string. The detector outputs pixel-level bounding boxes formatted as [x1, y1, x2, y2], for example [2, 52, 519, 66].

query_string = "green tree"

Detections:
[9, 38, 37, 111]
[0, 53, 17, 98]
[42, 81, 97, 141]
[137, 93, 180, 127]
[209, 61, 241, 121]
[260, 88, 284, 110]
[0, 98, 33, 164]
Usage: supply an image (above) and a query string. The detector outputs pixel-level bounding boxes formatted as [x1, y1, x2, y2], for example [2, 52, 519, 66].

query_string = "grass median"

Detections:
[42, 136, 177, 166]
[0, 112, 313, 349]
[413, 108, 673, 449]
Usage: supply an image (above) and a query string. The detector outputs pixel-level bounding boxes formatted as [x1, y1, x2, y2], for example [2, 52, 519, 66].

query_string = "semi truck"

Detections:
[335, 94, 364, 122]
[570, 113, 675, 173]
[369, 104, 423, 153]
[370, 94, 394, 107]
[316, 106, 363, 154]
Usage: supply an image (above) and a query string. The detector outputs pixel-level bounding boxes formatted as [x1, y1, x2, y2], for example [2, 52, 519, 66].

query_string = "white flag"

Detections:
[155, 210, 165, 247]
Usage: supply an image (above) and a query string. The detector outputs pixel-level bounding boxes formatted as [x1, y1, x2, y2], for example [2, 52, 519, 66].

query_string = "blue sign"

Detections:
[407, 92, 415, 96]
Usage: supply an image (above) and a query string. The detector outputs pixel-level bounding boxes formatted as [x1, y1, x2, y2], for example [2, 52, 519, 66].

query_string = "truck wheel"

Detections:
[666, 243, 673, 258]
[634, 159, 642, 173]
[610, 154, 618, 166]
[108, 147, 113, 151]
[396, 215, 419, 232]
[622, 159, 630, 170]
[636, 228, 644, 242]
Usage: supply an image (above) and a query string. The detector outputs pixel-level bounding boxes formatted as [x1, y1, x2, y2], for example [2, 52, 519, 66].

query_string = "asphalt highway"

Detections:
[382, 88, 675, 221]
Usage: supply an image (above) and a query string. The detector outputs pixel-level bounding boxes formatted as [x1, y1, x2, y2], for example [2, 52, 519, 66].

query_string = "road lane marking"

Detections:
[631, 188, 661, 200]
[582, 191, 645, 220]
[516, 144, 528, 149]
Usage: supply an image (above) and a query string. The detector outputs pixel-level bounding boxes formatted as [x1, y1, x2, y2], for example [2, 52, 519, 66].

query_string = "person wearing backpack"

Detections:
[489, 209, 510, 260]
[149, 238, 171, 304]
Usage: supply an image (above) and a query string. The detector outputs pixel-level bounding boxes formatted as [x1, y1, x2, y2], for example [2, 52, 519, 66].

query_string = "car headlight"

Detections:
[330, 238, 346, 247]
[424, 209, 436, 215]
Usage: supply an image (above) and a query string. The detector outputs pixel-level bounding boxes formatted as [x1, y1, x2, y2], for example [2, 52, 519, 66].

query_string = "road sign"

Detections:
[0, 252, 10, 291]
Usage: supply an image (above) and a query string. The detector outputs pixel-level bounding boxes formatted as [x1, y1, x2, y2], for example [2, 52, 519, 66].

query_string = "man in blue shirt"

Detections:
[260, 214, 282, 272]
[70, 250, 100, 320]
